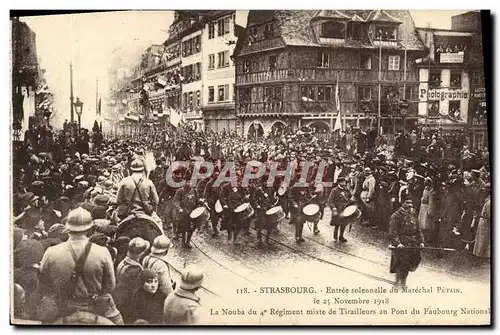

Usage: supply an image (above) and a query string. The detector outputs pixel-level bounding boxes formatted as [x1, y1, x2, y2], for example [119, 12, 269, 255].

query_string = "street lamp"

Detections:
[74, 97, 84, 132]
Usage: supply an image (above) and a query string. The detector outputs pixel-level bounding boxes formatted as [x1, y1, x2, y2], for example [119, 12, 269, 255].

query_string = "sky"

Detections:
[20, 10, 469, 129]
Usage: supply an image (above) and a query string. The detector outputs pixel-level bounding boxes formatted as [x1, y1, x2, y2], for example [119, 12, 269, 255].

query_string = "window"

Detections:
[208, 22, 215, 39]
[374, 25, 397, 41]
[208, 54, 215, 70]
[301, 86, 315, 101]
[472, 71, 483, 86]
[450, 72, 462, 88]
[351, 23, 363, 40]
[224, 17, 230, 34]
[388, 55, 400, 71]
[269, 55, 277, 71]
[274, 87, 282, 101]
[428, 101, 440, 117]
[217, 17, 230, 37]
[208, 86, 214, 102]
[449, 101, 461, 118]
[429, 70, 441, 88]
[264, 87, 273, 101]
[404, 86, 419, 101]
[217, 85, 225, 102]
[217, 51, 229, 68]
[358, 86, 371, 101]
[320, 21, 346, 39]
[325, 86, 332, 101]
[317, 52, 330, 68]
[181, 36, 201, 57]
[360, 54, 372, 70]
[317, 86, 325, 101]
[243, 60, 250, 73]
[224, 84, 229, 101]
[196, 90, 201, 108]
[264, 23, 274, 39]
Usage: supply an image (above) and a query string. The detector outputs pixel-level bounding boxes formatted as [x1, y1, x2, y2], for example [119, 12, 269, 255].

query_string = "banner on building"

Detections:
[439, 52, 465, 63]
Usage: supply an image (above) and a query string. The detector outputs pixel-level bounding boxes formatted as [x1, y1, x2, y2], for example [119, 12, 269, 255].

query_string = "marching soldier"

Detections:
[289, 179, 309, 243]
[389, 197, 425, 288]
[275, 178, 289, 219]
[173, 182, 198, 248]
[203, 172, 221, 237]
[250, 180, 276, 246]
[219, 182, 249, 245]
[328, 177, 354, 243]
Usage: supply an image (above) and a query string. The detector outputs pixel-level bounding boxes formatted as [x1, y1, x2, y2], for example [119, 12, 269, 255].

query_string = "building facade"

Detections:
[452, 11, 487, 150]
[202, 10, 240, 133]
[234, 10, 426, 138]
[416, 27, 472, 132]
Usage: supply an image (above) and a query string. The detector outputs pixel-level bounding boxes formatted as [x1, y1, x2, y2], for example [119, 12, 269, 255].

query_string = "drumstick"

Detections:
[388, 245, 456, 252]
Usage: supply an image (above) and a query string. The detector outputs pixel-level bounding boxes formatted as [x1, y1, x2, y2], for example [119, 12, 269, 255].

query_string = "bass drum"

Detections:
[116, 214, 164, 246]
[53, 311, 115, 325]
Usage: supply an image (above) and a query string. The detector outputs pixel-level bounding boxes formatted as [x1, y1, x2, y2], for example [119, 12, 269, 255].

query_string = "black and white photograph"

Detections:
[10, 9, 491, 325]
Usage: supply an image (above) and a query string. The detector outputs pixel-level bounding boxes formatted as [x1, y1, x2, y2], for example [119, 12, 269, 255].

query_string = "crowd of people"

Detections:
[12, 119, 490, 324]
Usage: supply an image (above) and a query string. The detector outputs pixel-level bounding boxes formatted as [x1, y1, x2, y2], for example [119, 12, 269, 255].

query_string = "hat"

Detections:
[97, 176, 107, 183]
[151, 235, 171, 254]
[13, 227, 25, 249]
[140, 268, 158, 284]
[90, 233, 111, 246]
[92, 194, 110, 207]
[128, 237, 150, 255]
[19, 192, 38, 204]
[17, 208, 42, 229]
[180, 264, 205, 290]
[65, 207, 93, 232]
[14, 239, 45, 268]
[103, 180, 114, 190]
[130, 159, 144, 172]
[47, 223, 67, 239]
[364, 167, 372, 174]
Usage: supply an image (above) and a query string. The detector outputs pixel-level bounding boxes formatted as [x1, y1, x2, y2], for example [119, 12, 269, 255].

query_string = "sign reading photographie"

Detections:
[420, 88, 469, 101]
[440, 52, 465, 63]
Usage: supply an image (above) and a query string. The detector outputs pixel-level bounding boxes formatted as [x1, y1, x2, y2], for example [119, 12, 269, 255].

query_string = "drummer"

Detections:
[389, 196, 425, 288]
[172, 181, 198, 248]
[220, 182, 250, 245]
[289, 178, 309, 243]
[202, 172, 221, 237]
[250, 179, 276, 246]
[328, 177, 355, 243]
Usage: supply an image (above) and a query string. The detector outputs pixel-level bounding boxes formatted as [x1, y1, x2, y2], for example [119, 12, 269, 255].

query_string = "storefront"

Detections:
[470, 87, 488, 150]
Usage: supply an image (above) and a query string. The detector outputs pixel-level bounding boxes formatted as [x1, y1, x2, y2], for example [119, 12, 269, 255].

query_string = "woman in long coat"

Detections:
[418, 178, 437, 242]
[473, 184, 491, 260]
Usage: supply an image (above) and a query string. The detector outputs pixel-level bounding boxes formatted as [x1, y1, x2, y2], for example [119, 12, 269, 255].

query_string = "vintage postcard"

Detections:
[10, 9, 490, 326]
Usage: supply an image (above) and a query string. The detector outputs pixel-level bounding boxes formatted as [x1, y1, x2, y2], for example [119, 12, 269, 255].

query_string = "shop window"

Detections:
[320, 21, 346, 39]
[450, 72, 462, 88]
[358, 86, 371, 101]
[360, 54, 372, 70]
[317, 52, 330, 68]
[428, 101, 440, 117]
[208, 86, 214, 103]
[388, 55, 400, 71]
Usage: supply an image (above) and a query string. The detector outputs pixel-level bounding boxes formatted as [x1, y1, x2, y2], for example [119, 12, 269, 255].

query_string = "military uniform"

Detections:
[173, 185, 198, 248]
[250, 184, 276, 244]
[389, 205, 424, 286]
[328, 184, 353, 242]
[220, 184, 248, 244]
[203, 177, 221, 236]
[289, 184, 310, 242]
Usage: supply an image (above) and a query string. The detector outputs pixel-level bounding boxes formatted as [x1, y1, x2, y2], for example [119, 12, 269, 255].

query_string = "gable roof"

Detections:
[312, 10, 350, 20]
[366, 10, 402, 24]
[236, 10, 425, 56]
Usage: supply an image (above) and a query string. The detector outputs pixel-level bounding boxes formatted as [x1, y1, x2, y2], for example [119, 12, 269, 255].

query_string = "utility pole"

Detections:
[377, 36, 382, 135]
[70, 62, 74, 123]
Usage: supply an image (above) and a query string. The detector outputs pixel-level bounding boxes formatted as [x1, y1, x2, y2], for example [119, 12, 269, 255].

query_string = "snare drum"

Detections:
[190, 206, 210, 226]
[266, 206, 285, 224]
[215, 199, 223, 214]
[302, 204, 320, 223]
[339, 205, 361, 226]
[234, 203, 255, 221]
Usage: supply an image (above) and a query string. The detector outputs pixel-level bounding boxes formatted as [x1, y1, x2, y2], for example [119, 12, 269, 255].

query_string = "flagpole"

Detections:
[377, 35, 382, 135]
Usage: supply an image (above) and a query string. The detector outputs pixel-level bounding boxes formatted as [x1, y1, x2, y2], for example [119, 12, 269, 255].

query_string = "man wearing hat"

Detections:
[142, 235, 175, 297]
[472, 183, 491, 261]
[163, 264, 204, 325]
[37, 207, 123, 324]
[360, 167, 376, 226]
[328, 177, 355, 243]
[389, 196, 425, 288]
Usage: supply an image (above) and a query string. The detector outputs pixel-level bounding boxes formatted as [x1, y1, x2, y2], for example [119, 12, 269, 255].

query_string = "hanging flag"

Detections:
[170, 109, 182, 127]
[334, 110, 342, 132]
[97, 97, 101, 116]
[333, 76, 342, 132]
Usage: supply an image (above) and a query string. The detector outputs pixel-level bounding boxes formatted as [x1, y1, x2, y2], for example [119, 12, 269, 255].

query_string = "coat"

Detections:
[418, 187, 436, 230]
[163, 287, 202, 325]
[130, 288, 167, 324]
[113, 257, 143, 311]
[142, 254, 174, 297]
[116, 174, 159, 212]
[473, 196, 490, 258]
[361, 174, 376, 211]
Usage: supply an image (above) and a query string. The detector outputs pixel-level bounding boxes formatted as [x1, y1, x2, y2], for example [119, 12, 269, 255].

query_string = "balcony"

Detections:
[237, 102, 284, 115]
[236, 68, 419, 85]
[185, 109, 203, 119]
